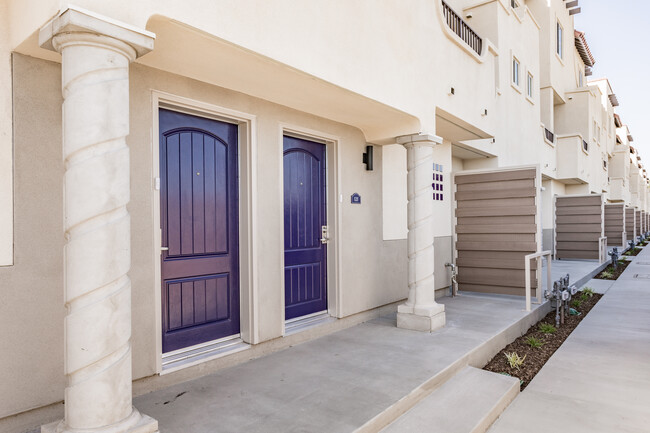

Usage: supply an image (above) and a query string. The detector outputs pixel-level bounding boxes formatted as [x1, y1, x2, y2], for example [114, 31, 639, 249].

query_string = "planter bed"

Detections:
[624, 247, 642, 257]
[594, 260, 630, 280]
[483, 290, 602, 390]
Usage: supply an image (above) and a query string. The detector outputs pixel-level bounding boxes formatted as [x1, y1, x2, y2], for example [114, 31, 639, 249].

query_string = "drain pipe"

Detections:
[445, 263, 458, 297]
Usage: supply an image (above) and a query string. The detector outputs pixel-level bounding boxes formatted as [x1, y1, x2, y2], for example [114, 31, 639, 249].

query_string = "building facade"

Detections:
[0, 0, 649, 432]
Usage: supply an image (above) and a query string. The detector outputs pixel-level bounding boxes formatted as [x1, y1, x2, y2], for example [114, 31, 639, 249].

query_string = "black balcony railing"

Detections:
[442, 1, 483, 55]
[544, 128, 555, 143]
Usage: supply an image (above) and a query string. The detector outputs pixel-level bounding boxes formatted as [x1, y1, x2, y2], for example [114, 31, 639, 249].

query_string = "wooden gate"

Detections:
[554, 194, 604, 260]
[625, 206, 636, 243]
[453, 167, 539, 296]
[604, 203, 626, 248]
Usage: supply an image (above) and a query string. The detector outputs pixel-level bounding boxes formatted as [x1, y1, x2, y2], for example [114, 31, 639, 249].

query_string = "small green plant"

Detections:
[600, 270, 614, 279]
[525, 336, 544, 348]
[570, 299, 582, 309]
[581, 287, 595, 297]
[504, 352, 526, 370]
[539, 323, 556, 334]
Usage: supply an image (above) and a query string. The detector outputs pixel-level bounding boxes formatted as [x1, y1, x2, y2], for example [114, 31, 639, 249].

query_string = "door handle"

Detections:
[161, 246, 169, 251]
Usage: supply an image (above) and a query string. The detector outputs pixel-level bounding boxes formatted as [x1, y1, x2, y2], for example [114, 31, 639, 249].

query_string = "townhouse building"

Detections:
[0, 0, 649, 432]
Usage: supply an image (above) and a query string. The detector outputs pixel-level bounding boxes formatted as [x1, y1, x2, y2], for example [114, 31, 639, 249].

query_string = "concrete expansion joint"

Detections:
[65, 274, 130, 314]
[65, 206, 129, 239]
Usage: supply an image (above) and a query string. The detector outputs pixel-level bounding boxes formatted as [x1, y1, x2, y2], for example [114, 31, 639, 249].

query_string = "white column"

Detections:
[39, 8, 157, 433]
[396, 134, 446, 332]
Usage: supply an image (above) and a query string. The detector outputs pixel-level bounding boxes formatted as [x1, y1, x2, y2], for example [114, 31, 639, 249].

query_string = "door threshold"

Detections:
[161, 334, 250, 374]
[284, 311, 335, 336]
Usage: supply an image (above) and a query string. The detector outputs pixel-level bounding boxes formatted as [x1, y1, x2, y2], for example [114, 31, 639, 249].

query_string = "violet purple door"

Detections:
[283, 136, 328, 320]
[159, 109, 239, 353]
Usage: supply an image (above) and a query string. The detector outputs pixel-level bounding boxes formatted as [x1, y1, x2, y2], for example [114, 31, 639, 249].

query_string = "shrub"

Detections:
[525, 336, 544, 348]
[581, 287, 595, 297]
[539, 323, 556, 334]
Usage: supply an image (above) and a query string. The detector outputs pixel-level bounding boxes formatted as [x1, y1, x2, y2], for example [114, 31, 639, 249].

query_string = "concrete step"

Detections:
[380, 367, 519, 433]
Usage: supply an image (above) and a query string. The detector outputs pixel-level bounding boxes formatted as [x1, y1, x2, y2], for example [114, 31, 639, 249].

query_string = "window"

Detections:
[579, 70, 583, 87]
[593, 120, 597, 138]
[512, 57, 520, 86]
[511, 0, 519, 8]
[527, 73, 533, 98]
[556, 21, 563, 58]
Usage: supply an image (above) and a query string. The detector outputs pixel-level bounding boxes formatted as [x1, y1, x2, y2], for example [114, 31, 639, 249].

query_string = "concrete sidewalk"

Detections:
[489, 246, 650, 433]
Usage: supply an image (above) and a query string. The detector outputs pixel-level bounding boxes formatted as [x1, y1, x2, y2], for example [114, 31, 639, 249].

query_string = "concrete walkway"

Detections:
[489, 245, 650, 433]
[134, 294, 547, 433]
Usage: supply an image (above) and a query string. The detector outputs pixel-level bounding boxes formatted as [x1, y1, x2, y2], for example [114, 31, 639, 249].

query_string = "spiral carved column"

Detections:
[39, 7, 157, 433]
[396, 134, 446, 332]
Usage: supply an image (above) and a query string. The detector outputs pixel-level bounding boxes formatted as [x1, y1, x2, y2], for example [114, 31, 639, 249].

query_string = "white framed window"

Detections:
[512, 57, 520, 86]
[556, 21, 563, 58]
[579, 70, 583, 87]
[527, 72, 533, 98]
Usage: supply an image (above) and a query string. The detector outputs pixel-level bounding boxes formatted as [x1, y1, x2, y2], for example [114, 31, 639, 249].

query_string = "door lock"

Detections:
[320, 226, 330, 244]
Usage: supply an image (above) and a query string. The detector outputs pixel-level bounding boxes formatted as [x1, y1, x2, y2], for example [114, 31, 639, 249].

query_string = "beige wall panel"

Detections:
[456, 197, 535, 209]
[556, 196, 602, 206]
[554, 195, 604, 260]
[556, 250, 600, 260]
[555, 206, 603, 215]
[455, 205, 537, 218]
[454, 168, 538, 297]
[455, 178, 535, 192]
[456, 215, 536, 226]
[459, 284, 529, 296]
[456, 257, 536, 271]
[556, 232, 601, 242]
[604, 204, 625, 247]
[455, 224, 537, 234]
[625, 207, 636, 241]
[0, 55, 65, 420]
[454, 169, 536, 185]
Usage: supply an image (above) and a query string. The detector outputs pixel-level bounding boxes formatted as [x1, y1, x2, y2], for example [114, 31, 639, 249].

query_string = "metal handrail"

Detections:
[524, 250, 552, 312]
[441, 0, 483, 55]
[599, 237, 608, 264]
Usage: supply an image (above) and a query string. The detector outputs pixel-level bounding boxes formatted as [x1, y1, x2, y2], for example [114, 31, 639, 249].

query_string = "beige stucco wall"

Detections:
[0, 53, 409, 419]
[0, 54, 65, 419]
[0, 0, 13, 266]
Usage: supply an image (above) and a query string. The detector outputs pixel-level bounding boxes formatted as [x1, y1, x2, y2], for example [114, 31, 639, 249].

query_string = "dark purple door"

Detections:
[283, 136, 328, 320]
[159, 109, 239, 353]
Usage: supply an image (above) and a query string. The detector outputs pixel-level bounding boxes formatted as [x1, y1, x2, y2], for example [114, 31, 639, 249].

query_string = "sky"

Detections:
[574, 1, 650, 163]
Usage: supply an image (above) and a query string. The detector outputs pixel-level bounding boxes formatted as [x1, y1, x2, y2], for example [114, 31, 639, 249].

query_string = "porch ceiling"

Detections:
[139, 17, 420, 145]
[17, 14, 421, 145]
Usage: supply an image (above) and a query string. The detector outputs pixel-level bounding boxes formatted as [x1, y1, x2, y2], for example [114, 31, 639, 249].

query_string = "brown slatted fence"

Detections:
[636, 210, 642, 240]
[554, 194, 604, 260]
[625, 206, 636, 243]
[604, 203, 626, 248]
[454, 167, 539, 296]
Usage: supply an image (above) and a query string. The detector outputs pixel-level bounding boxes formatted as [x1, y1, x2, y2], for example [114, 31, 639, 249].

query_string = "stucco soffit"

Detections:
[39, 5, 155, 57]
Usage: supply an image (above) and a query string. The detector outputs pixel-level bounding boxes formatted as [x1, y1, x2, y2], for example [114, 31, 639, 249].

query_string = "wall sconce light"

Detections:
[363, 145, 374, 171]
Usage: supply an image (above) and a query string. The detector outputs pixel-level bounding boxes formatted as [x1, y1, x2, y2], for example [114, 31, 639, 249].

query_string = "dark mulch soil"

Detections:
[594, 260, 630, 279]
[625, 247, 642, 256]
[483, 291, 602, 390]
